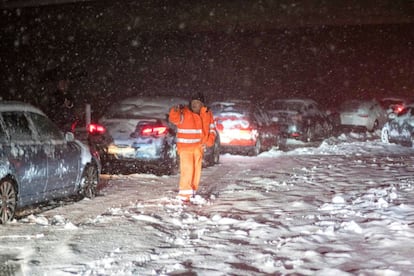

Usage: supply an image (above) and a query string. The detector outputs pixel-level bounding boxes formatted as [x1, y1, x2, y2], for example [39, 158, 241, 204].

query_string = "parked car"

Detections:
[0, 101, 100, 224]
[381, 104, 414, 147]
[88, 96, 220, 175]
[210, 99, 280, 155]
[379, 97, 413, 115]
[266, 98, 333, 142]
[339, 99, 388, 132]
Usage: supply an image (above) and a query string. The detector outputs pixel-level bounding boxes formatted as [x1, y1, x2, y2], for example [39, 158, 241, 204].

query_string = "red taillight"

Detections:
[140, 125, 168, 137]
[394, 105, 404, 114]
[88, 123, 106, 135]
[358, 114, 369, 118]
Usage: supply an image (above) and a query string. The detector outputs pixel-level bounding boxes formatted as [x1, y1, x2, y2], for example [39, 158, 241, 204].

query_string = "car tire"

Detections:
[370, 120, 379, 132]
[250, 139, 261, 156]
[381, 127, 390, 144]
[305, 126, 314, 142]
[81, 164, 99, 198]
[162, 143, 179, 175]
[0, 178, 17, 224]
[205, 140, 220, 166]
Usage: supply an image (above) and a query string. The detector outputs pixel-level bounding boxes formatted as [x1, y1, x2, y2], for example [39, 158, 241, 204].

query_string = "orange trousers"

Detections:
[177, 146, 203, 200]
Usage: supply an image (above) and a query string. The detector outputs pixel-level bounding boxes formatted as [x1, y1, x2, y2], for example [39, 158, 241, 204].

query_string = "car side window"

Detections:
[29, 112, 64, 141]
[252, 108, 265, 126]
[1, 112, 33, 141]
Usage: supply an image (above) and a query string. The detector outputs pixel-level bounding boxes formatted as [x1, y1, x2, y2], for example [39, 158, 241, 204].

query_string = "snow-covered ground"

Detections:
[1, 131, 414, 275]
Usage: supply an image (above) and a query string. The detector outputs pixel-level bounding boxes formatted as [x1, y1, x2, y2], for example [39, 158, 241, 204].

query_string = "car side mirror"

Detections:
[65, 131, 75, 142]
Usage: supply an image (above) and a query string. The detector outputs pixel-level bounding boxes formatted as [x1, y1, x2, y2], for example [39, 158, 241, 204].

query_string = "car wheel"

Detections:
[381, 127, 390, 144]
[81, 164, 99, 198]
[162, 143, 179, 175]
[323, 121, 333, 136]
[305, 126, 314, 142]
[250, 139, 261, 156]
[210, 139, 220, 165]
[370, 120, 379, 132]
[0, 178, 17, 224]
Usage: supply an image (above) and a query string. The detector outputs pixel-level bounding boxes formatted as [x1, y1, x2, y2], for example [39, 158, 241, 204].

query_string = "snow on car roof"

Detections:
[271, 98, 317, 105]
[0, 100, 46, 116]
[108, 96, 188, 119]
[210, 100, 252, 115]
[118, 96, 187, 107]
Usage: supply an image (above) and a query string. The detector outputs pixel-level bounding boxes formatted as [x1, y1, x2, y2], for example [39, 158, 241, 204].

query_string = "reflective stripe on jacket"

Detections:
[169, 105, 216, 151]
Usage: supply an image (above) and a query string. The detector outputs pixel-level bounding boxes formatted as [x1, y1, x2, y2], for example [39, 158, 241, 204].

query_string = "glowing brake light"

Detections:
[140, 125, 168, 137]
[88, 123, 106, 135]
[358, 113, 369, 118]
[394, 105, 404, 114]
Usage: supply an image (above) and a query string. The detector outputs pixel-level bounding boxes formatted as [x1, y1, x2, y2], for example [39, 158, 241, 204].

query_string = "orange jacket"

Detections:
[169, 106, 216, 151]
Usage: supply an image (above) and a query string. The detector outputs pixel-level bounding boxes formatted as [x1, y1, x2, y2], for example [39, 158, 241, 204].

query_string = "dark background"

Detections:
[1, 0, 414, 119]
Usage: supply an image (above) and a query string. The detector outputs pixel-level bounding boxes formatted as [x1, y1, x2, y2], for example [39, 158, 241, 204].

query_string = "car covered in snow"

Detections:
[88, 96, 220, 175]
[0, 101, 101, 224]
[381, 104, 414, 147]
[210, 100, 280, 155]
[266, 98, 333, 142]
[379, 97, 413, 115]
[339, 99, 388, 132]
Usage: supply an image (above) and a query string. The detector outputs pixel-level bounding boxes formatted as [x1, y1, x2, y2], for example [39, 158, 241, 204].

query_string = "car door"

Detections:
[0, 111, 48, 204]
[252, 107, 275, 150]
[28, 112, 81, 195]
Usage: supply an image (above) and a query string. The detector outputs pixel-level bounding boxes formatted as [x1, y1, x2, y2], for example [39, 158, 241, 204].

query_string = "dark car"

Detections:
[210, 100, 280, 156]
[267, 98, 333, 142]
[0, 101, 101, 224]
[381, 104, 414, 147]
[87, 96, 220, 175]
[380, 97, 413, 115]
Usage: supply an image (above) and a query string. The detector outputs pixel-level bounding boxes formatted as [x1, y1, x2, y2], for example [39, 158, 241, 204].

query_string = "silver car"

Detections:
[0, 101, 101, 223]
[89, 96, 220, 175]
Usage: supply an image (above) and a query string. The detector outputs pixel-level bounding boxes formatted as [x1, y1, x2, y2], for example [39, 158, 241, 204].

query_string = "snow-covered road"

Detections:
[1, 135, 414, 275]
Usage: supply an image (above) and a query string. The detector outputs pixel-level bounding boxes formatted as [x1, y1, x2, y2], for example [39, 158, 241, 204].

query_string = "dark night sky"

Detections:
[1, 0, 414, 117]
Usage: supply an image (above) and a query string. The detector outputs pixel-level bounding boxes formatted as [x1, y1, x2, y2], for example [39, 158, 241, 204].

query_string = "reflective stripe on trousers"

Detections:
[178, 146, 203, 195]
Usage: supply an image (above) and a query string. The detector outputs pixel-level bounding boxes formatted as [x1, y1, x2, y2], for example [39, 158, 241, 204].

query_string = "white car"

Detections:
[381, 104, 414, 147]
[339, 99, 388, 131]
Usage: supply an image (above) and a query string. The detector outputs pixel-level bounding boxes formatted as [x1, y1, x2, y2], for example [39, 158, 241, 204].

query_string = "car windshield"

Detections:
[380, 99, 404, 109]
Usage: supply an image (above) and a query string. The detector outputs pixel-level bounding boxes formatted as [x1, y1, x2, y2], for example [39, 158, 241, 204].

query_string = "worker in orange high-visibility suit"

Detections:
[169, 93, 216, 202]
